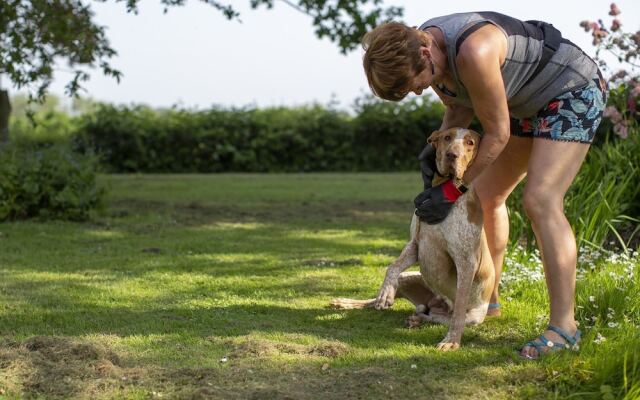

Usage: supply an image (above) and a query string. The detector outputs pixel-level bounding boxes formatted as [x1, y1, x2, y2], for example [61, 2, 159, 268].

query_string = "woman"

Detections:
[362, 11, 607, 359]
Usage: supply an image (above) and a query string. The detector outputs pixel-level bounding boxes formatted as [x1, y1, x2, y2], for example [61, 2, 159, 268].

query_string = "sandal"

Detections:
[520, 324, 582, 359]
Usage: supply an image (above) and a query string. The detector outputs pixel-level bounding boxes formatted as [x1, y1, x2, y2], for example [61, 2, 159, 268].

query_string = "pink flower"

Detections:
[594, 29, 609, 39]
[603, 106, 622, 122]
[611, 19, 622, 32]
[631, 85, 640, 98]
[609, 3, 621, 16]
[614, 122, 628, 138]
[580, 20, 592, 32]
[628, 97, 637, 113]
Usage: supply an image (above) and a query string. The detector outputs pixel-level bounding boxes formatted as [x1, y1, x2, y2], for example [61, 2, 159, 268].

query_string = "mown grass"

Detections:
[0, 173, 638, 399]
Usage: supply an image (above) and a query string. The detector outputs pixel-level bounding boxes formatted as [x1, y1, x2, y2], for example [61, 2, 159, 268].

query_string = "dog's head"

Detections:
[427, 128, 481, 181]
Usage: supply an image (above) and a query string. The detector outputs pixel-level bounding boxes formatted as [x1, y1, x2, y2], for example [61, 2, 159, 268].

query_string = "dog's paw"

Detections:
[435, 341, 460, 351]
[374, 284, 396, 310]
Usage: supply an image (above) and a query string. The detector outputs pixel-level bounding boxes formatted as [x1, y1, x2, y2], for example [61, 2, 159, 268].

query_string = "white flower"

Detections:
[589, 296, 596, 302]
[594, 332, 607, 344]
[608, 322, 619, 328]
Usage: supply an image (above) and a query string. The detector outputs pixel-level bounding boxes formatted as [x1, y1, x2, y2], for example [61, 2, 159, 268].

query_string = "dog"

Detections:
[331, 127, 494, 350]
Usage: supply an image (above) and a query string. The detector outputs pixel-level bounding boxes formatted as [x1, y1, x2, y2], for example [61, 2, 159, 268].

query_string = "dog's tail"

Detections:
[329, 298, 376, 309]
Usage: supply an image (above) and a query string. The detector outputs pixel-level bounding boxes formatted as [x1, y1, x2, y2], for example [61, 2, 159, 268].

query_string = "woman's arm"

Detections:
[439, 104, 475, 131]
[457, 26, 511, 185]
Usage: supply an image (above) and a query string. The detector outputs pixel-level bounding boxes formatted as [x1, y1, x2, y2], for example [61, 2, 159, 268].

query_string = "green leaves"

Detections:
[71, 98, 445, 173]
[1, 0, 403, 103]
[0, 0, 121, 102]
[0, 143, 105, 221]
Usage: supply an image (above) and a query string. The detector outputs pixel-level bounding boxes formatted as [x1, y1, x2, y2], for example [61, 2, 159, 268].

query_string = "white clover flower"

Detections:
[589, 296, 596, 302]
[594, 332, 607, 344]
[608, 322, 619, 328]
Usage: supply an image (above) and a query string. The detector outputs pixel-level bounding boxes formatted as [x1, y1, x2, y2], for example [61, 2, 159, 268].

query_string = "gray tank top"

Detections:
[419, 12, 598, 119]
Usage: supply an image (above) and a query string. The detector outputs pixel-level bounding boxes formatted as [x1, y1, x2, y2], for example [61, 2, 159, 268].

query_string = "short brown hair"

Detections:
[362, 22, 430, 101]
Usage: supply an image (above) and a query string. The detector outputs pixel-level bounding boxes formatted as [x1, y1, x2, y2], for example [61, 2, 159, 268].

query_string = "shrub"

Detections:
[352, 95, 445, 170]
[507, 129, 640, 250]
[74, 104, 354, 172]
[0, 143, 105, 221]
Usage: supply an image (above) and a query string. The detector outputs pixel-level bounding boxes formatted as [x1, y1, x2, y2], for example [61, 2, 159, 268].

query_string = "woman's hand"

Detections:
[414, 180, 467, 224]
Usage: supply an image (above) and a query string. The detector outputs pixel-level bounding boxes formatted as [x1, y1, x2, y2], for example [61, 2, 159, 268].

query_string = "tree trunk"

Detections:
[0, 90, 10, 145]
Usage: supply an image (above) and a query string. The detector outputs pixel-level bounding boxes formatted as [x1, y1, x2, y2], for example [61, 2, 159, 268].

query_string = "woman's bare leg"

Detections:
[474, 136, 531, 315]
[519, 138, 590, 358]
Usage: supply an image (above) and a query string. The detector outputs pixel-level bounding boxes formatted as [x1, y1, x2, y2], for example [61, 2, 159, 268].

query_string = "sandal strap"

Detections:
[538, 334, 563, 349]
[488, 303, 501, 310]
[533, 335, 566, 351]
[546, 325, 581, 346]
[521, 328, 582, 359]
[524, 340, 545, 354]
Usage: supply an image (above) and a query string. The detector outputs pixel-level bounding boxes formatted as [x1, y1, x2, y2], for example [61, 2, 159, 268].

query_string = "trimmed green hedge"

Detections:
[71, 96, 448, 172]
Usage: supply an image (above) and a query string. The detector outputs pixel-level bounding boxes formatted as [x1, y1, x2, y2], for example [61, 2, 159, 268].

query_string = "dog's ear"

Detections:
[427, 130, 442, 148]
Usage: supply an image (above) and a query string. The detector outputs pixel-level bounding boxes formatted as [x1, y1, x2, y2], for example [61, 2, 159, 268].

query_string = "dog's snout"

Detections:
[446, 152, 459, 161]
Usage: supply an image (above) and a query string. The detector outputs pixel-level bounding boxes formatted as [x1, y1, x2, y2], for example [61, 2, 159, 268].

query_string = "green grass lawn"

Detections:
[0, 173, 638, 399]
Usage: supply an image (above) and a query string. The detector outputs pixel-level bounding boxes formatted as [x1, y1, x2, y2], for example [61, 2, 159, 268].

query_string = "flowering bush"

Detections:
[580, 3, 639, 139]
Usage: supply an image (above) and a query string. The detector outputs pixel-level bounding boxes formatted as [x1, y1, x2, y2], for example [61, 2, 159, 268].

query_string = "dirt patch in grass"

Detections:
[0, 336, 545, 399]
[0, 336, 127, 399]
[220, 335, 349, 359]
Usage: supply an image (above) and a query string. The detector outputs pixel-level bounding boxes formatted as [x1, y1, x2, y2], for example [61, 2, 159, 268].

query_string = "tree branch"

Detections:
[276, 0, 312, 16]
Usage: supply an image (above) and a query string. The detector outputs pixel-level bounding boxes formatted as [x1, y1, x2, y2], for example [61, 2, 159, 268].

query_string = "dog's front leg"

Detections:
[374, 238, 418, 310]
[437, 254, 477, 350]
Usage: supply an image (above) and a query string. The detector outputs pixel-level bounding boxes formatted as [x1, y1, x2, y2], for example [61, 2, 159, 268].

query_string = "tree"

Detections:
[0, 0, 403, 142]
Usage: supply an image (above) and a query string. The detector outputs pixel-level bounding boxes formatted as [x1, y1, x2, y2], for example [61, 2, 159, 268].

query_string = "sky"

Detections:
[7, 0, 640, 110]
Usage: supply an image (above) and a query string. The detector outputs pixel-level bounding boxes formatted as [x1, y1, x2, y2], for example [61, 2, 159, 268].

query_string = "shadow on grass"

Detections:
[0, 181, 556, 398]
[0, 297, 536, 398]
[0, 326, 544, 400]
[108, 198, 414, 227]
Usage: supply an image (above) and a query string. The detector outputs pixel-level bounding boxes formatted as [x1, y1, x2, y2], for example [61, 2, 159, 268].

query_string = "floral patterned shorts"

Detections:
[510, 72, 607, 144]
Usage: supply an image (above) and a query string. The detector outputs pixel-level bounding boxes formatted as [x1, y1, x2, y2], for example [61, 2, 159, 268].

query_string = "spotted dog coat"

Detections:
[331, 128, 495, 350]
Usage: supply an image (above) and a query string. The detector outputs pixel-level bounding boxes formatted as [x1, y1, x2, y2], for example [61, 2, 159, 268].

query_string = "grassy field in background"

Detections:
[0, 173, 638, 399]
